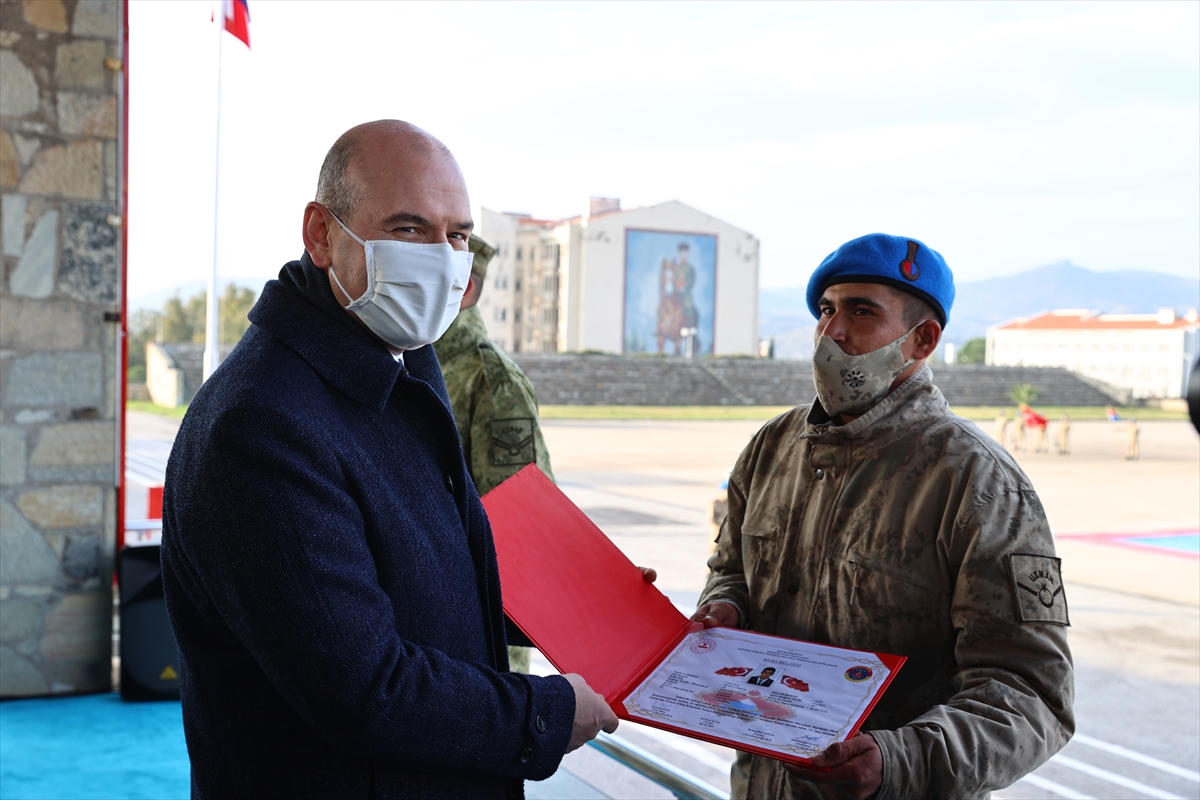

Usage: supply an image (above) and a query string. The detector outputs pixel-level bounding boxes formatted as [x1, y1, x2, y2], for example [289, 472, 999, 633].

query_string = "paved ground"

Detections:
[125, 412, 1200, 799]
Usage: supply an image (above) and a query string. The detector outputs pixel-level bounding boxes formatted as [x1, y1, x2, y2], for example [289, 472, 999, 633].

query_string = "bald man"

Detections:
[161, 121, 616, 799]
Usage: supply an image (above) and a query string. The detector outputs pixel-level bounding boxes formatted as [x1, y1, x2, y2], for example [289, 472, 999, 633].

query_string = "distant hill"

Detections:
[760, 262, 1200, 358]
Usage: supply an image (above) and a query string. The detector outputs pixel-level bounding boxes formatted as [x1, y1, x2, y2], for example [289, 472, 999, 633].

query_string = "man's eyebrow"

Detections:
[453, 220, 474, 232]
[820, 295, 886, 309]
[382, 212, 432, 227]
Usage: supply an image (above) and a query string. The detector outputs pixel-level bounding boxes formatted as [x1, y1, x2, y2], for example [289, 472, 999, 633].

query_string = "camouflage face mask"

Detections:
[811, 323, 922, 417]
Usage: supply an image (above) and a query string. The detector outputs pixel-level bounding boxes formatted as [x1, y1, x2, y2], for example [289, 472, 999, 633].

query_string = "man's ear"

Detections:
[911, 319, 942, 361]
[302, 202, 334, 268]
[460, 275, 481, 311]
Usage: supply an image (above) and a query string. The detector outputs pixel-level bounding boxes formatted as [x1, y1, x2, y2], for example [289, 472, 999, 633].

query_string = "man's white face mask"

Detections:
[327, 212, 473, 351]
[811, 323, 923, 418]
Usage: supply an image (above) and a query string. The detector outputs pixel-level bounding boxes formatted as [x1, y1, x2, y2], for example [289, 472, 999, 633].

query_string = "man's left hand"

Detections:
[783, 732, 882, 800]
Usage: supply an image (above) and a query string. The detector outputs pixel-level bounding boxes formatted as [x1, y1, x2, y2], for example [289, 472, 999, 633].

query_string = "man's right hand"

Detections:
[564, 674, 619, 752]
[690, 602, 739, 628]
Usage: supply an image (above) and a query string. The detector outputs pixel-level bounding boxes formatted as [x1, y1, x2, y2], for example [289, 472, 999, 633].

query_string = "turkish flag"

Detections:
[223, 0, 250, 48]
[782, 675, 810, 692]
[715, 667, 752, 676]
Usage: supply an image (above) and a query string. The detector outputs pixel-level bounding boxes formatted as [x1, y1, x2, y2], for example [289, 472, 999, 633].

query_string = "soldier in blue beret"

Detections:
[694, 233, 1073, 799]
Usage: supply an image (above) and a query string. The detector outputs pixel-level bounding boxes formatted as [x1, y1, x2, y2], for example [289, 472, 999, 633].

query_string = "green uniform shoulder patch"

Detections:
[490, 418, 535, 467]
[1008, 553, 1069, 625]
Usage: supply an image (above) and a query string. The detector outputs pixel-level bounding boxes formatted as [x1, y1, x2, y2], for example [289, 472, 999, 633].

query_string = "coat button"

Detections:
[445, 474, 454, 493]
[786, 580, 800, 595]
[519, 747, 533, 763]
[535, 715, 547, 733]
[814, 468, 825, 480]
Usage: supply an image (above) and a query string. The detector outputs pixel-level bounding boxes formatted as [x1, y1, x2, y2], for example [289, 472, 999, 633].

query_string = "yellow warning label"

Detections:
[159, 665, 179, 681]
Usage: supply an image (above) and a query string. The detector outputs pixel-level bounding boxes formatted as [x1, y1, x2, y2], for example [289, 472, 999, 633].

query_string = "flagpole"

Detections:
[203, 2, 224, 383]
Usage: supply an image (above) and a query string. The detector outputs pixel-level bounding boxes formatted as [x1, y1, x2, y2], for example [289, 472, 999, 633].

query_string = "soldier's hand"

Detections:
[690, 602, 739, 628]
[783, 732, 882, 799]
[564, 673, 619, 753]
[636, 566, 657, 583]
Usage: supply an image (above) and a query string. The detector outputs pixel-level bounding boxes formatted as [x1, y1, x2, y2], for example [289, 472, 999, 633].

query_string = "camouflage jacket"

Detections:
[700, 365, 1073, 800]
[433, 306, 554, 497]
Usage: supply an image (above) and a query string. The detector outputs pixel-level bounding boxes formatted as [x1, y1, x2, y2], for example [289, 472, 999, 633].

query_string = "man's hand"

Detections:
[783, 732, 882, 800]
[690, 602, 739, 628]
[563, 674, 619, 752]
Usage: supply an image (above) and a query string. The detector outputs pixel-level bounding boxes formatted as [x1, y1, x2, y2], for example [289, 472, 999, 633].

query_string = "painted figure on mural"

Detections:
[656, 242, 699, 354]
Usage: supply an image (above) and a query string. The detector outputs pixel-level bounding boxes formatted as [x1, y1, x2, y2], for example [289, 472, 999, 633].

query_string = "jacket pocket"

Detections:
[741, 524, 782, 576]
[844, 548, 941, 612]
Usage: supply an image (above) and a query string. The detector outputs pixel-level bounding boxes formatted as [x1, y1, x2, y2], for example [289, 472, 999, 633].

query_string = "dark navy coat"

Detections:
[160, 256, 574, 799]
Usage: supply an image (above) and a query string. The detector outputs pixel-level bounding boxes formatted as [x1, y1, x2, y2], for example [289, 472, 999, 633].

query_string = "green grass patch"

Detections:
[540, 405, 794, 420]
[949, 405, 1187, 421]
[126, 400, 189, 420]
[541, 404, 1189, 421]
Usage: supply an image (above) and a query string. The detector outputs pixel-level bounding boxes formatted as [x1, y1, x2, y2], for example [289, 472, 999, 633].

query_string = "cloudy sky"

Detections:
[127, 1, 1198, 299]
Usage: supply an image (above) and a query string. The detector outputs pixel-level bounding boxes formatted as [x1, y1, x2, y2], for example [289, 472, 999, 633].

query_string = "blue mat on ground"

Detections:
[0, 694, 188, 800]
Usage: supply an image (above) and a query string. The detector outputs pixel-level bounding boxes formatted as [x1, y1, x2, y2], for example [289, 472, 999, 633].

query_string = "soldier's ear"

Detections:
[911, 319, 942, 361]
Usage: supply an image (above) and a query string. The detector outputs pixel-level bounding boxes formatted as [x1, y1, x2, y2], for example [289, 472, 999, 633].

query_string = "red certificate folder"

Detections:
[482, 465, 905, 766]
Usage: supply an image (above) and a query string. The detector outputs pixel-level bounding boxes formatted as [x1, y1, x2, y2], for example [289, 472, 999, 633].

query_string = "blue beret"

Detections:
[806, 233, 955, 327]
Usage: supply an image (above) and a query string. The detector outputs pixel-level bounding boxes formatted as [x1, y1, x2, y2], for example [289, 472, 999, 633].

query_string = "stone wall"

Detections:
[1, 0, 123, 697]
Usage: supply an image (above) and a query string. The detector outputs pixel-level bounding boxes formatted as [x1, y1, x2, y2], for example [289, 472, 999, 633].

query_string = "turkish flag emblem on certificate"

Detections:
[483, 465, 905, 766]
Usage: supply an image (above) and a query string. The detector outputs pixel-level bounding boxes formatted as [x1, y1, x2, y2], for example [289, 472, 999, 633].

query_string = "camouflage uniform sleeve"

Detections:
[870, 489, 1074, 799]
[697, 437, 756, 622]
[468, 347, 554, 497]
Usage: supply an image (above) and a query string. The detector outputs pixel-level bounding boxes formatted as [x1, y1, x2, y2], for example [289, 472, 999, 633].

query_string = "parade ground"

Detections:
[35, 411, 1195, 800]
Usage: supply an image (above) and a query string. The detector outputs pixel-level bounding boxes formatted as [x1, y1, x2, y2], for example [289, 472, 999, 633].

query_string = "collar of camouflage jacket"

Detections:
[802, 363, 947, 444]
[433, 305, 489, 364]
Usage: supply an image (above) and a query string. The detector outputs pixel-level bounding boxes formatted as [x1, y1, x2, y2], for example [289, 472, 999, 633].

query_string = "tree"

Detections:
[219, 284, 257, 344]
[1008, 383, 1039, 406]
[957, 337, 986, 364]
[126, 309, 160, 382]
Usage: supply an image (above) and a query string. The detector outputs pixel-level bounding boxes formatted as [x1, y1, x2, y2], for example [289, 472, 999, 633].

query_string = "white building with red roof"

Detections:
[986, 309, 1199, 399]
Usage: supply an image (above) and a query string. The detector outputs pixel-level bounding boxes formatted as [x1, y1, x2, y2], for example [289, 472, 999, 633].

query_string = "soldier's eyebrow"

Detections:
[819, 295, 886, 310]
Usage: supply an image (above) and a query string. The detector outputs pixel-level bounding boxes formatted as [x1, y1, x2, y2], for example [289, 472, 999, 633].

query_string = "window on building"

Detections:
[514, 310, 521, 323]
[515, 279, 522, 292]
[516, 246, 523, 261]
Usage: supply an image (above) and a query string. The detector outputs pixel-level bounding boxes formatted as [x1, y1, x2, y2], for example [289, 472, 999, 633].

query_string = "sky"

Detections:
[126, 1, 1199, 301]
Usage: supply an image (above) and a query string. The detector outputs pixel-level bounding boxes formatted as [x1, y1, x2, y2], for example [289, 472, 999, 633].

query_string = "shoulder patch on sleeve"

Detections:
[490, 418, 535, 467]
[1008, 553, 1069, 626]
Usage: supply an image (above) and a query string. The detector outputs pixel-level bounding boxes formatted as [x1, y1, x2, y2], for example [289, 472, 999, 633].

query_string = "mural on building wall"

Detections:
[624, 230, 717, 355]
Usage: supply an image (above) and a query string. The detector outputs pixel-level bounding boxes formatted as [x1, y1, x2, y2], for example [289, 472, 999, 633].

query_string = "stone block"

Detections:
[9, 209, 56, 298]
[0, 599, 44, 643]
[17, 485, 103, 529]
[57, 93, 117, 138]
[0, 425, 27, 486]
[0, 645, 48, 697]
[28, 419, 113, 474]
[59, 203, 118, 304]
[1, 352, 104, 406]
[0, 133, 17, 188]
[1, 193, 26, 257]
[40, 591, 110, 666]
[0, 50, 39, 118]
[72, 0, 120, 39]
[0, 297, 87, 351]
[18, 141, 103, 199]
[62, 535, 100, 580]
[0, 500, 60, 585]
[56, 40, 108, 90]
[12, 135, 40, 167]
[23, 0, 68, 33]
[103, 139, 115, 200]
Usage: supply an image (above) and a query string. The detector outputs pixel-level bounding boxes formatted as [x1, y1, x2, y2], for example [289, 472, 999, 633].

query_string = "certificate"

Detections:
[482, 466, 904, 766]
[623, 628, 893, 759]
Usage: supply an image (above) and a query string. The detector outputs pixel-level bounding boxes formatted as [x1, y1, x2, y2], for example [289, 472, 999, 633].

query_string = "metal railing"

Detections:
[588, 731, 729, 800]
